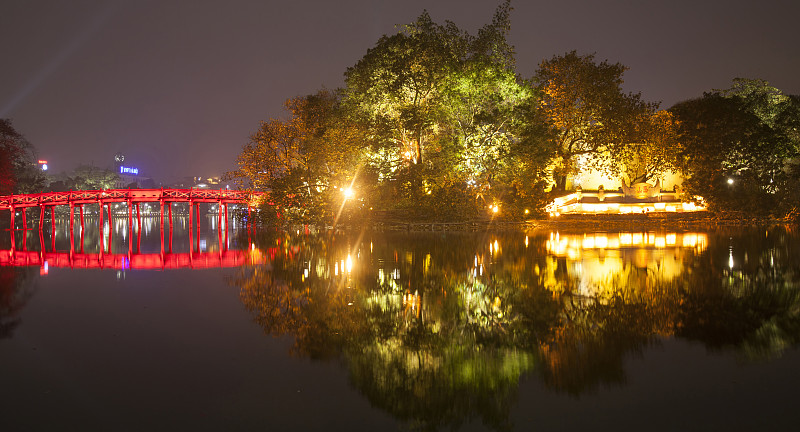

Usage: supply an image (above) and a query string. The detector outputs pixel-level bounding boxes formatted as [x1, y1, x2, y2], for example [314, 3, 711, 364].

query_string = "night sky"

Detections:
[1, 0, 798, 184]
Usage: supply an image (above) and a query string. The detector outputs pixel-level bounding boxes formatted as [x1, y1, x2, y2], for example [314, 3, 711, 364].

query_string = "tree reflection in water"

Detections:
[0, 267, 37, 339]
[229, 226, 800, 430]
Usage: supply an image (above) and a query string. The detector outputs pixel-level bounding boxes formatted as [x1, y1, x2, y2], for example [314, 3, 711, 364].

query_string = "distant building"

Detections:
[171, 176, 230, 190]
[113, 152, 155, 188]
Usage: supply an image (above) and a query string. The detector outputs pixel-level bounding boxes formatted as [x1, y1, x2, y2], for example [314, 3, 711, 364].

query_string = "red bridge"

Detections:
[0, 188, 263, 211]
[1, 188, 264, 231]
[1, 188, 266, 254]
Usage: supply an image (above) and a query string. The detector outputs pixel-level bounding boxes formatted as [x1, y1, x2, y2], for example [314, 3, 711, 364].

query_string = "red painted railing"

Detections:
[0, 188, 265, 210]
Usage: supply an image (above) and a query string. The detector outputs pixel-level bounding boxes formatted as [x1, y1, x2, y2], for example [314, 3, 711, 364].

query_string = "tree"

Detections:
[533, 51, 656, 191]
[0, 119, 46, 194]
[229, 89, 359, 225]
[69, 164, 120, 190]
[343, 1, 544, 217]
[613, 109, 679, 185]
[670, 80, 800, 213]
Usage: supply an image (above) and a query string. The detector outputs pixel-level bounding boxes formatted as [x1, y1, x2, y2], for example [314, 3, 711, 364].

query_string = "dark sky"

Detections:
[1, 0, 798, 183]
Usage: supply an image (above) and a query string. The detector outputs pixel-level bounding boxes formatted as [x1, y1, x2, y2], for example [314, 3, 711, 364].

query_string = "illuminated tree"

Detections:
[229, 90, 361, 225]
[533, 51, 655, 191]
[612, 109, 679, 185]
[343, 1, 544, 217]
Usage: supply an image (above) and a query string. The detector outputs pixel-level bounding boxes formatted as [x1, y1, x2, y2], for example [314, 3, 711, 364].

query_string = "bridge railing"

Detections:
[0, 188, 265, 209]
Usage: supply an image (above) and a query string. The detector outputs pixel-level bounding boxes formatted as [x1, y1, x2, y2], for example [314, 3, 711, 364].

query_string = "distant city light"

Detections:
[727, 178, 734, 185]
[41, 164, 48, 171]
[120, 166, 139, 175]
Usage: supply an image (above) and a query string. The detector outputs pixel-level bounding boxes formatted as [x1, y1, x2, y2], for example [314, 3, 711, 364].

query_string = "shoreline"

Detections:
[344, 211, 793, 233]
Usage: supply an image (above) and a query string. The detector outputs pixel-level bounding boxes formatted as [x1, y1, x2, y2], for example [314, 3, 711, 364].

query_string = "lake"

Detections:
[2, 215, 799, 431]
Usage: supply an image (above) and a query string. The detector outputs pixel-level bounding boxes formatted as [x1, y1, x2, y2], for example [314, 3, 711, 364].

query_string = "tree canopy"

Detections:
[670, 79, 800, 213]
[0, 119, 46, 195]
[229, 2, 799, 223]
[533, 51, 663, 191]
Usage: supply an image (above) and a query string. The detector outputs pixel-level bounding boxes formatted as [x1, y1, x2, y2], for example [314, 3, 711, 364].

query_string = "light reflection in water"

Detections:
[544, 231, 709, 297]
[228, 227, 800, 430]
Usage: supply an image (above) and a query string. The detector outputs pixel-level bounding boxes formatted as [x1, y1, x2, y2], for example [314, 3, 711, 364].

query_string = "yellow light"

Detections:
[346, 255, 353, 273]
[492, 205, 499, 213]
[343, 187, 354, 199]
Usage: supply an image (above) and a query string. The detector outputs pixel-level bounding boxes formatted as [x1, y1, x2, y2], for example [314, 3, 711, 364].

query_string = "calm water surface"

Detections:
[2, 215, 800, 431]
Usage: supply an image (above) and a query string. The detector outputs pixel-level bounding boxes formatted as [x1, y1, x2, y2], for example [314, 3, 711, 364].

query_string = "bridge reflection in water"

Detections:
[0, 189, 266, 271]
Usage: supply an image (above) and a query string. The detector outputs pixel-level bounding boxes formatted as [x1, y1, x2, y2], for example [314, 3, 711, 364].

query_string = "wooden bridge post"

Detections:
[50, 206, 56, 252]
[107, 204, 113, 254]
[69, 203, 74, 252]
[217, 201, 223, 250]
[188, 201, 194, 252]
[78, 206, 84, 253]
[38, 219, 45, 254]
[136, 203, 141, 233]
[160, 200, 165, 255]
[99, 200, 104, 254]
[127, 199, 133, 253]
[8, 207, 15, 252]
[168, 202, 173, 253]
[21, 208, 27, 251]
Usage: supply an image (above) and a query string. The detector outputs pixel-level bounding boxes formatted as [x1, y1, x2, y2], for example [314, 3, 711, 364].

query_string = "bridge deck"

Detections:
[0, 188, 264, 210]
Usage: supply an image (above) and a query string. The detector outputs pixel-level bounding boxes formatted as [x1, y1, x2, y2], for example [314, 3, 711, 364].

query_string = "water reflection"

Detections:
[231, 227, 800, 430]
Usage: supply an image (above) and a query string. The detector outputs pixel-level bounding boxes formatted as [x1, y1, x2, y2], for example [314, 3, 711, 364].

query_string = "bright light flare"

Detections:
[343, 187, 354, 199]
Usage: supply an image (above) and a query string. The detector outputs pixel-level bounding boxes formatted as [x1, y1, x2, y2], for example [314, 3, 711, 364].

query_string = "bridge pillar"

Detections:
[99, 200, 104, 255]
[69, 203, 74, 252]
[188, 201, 194, 253]
[168, 202, 173, 253]
[127, 199, 133, 253]
[50, 206, 56, 252]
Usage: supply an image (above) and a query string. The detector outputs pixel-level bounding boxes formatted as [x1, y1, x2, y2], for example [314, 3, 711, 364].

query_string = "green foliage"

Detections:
[68, 164, 120, 190]
[670, 79, 800, 214]
[341, 2, 547, 219]
[534, 51, 661, 190]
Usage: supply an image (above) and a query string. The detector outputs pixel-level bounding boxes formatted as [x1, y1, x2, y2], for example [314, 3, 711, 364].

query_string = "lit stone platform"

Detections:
[547, 189, 704, 216]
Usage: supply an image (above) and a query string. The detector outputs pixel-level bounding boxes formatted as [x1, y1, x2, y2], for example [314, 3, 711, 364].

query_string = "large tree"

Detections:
[670, 79, 799, 213]
[343, 1, 543, 217]
[0, 119, 46, 194]
[230, 89, 360, 225]
[534, 51, 657, 191]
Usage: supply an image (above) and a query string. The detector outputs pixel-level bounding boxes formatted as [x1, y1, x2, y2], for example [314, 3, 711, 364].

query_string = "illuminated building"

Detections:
[545, 158, 705, 215]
